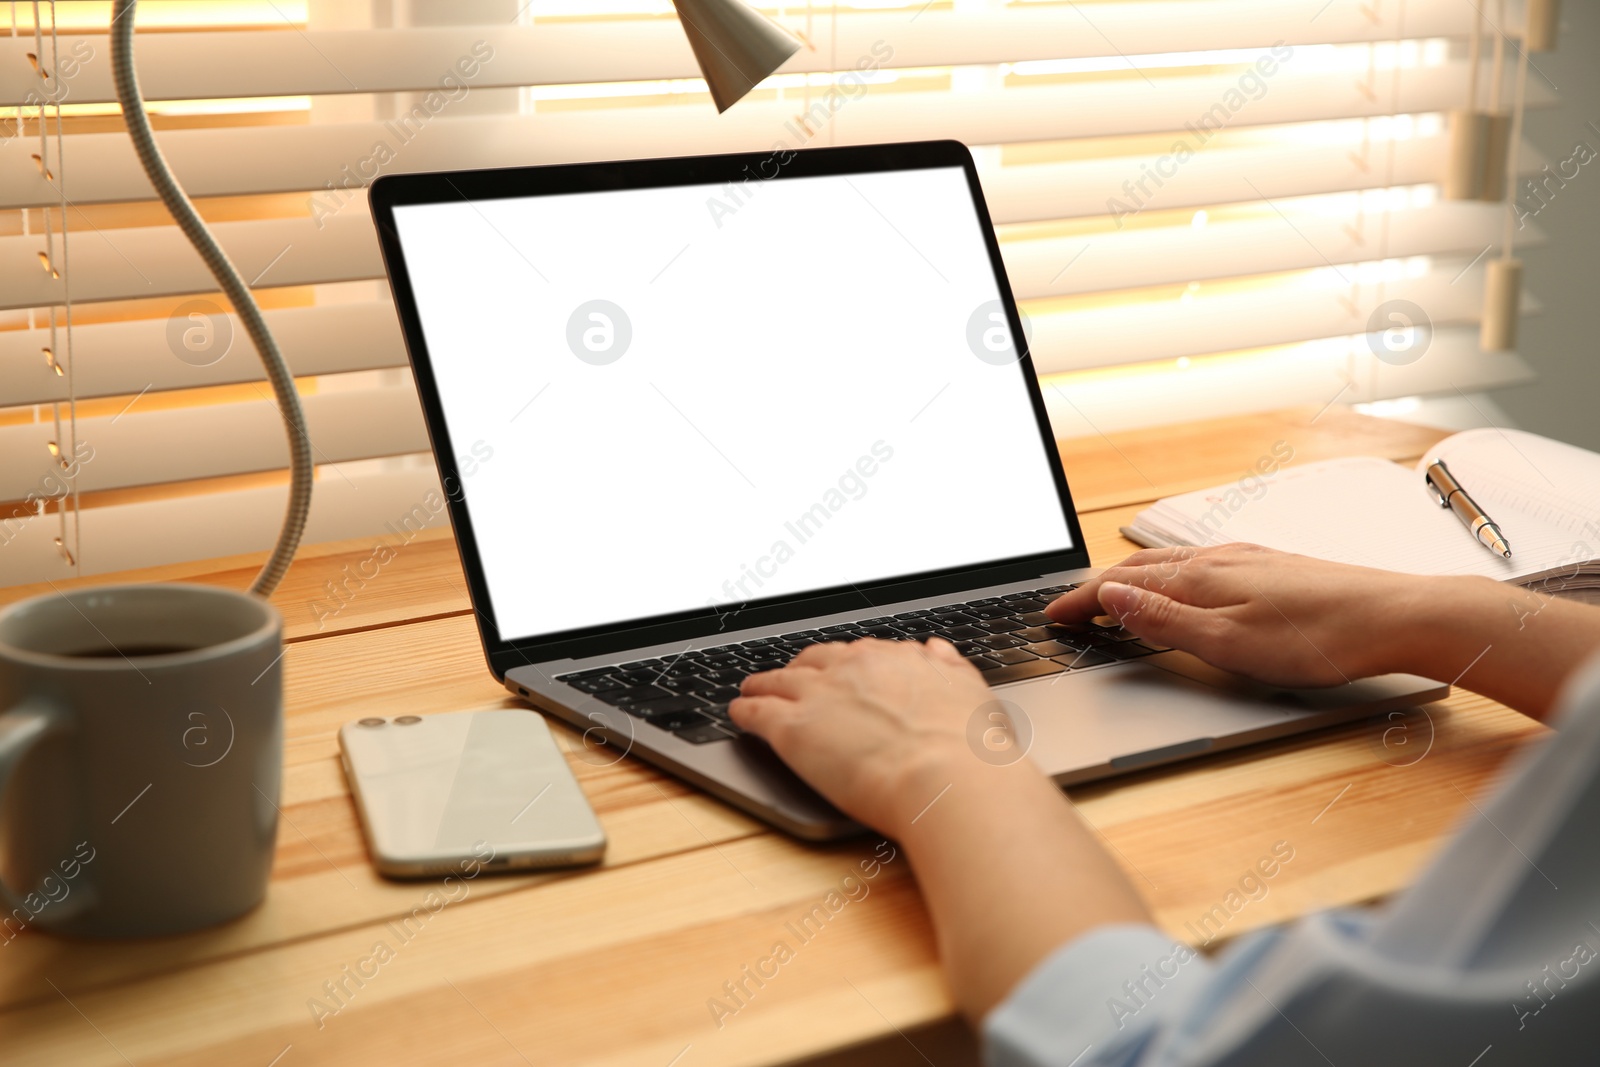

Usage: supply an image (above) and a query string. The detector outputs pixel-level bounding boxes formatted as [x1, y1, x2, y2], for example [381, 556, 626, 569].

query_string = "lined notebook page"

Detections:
[1422, 428, 1600, 544]
[1139, 455, 1582, 581]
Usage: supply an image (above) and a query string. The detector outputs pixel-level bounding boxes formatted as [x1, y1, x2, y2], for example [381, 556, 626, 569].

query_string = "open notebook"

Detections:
[1124, 428, 1600, 594]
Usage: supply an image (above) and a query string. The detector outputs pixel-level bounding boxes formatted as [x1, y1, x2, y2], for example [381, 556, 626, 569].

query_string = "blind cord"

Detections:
[109, 0, 312, 599]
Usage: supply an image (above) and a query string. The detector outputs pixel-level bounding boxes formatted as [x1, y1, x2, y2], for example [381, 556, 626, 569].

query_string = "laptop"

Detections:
[369, 140, 1446, 840]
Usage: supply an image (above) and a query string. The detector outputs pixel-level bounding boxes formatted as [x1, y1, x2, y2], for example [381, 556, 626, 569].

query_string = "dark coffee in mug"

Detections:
[58, 644, 204, 658]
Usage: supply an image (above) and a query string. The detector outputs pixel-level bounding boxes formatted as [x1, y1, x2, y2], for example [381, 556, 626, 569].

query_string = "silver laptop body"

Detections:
[371, 141, 1445, 840]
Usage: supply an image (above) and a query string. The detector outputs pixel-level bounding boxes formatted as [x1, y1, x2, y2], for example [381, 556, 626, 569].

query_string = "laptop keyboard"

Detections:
[552, 585, 1165, 745]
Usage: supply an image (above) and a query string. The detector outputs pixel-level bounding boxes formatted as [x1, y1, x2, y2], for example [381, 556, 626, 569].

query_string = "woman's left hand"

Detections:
[730, 637, 996, 835]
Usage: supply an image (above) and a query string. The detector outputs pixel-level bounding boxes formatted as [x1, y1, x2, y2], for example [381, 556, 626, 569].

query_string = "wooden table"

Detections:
[2, 406, 1548, 1067]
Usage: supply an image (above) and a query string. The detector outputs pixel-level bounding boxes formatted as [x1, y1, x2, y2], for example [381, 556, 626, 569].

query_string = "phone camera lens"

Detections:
[395, 715, 422, 725]
[357, 717, 387, 727]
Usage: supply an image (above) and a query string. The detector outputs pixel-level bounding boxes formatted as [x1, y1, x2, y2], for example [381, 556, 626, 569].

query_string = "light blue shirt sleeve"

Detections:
[985, 923, 1223, 1067]
[984, 653, 1600, 1067]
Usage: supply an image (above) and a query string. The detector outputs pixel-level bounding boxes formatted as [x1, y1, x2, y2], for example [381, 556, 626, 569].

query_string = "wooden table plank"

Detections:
[0, 525, 473, 644]
[1058, 402, 1447, 511]
[1081, 689, 1545, 935]
[7, 835, 933, 1067]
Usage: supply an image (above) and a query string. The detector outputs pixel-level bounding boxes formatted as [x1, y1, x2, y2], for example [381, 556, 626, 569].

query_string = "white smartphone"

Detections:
[338, 707, 606, 878]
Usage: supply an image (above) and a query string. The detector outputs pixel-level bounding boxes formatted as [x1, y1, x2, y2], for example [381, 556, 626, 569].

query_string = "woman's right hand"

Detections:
[1043, 544, 1439, 689]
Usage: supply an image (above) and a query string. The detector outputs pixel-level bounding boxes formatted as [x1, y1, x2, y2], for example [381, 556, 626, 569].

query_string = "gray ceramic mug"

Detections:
[0, 583, 283, 938]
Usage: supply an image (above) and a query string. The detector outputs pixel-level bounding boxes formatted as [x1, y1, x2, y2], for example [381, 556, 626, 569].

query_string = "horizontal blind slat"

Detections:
[0, 465, 446, 586]
[984, 134, 1547, 224]
[1, 302, 406, 407]
[0, 386, 427, 498]
[1004, 202, 1542, 301]
[1, 59, 1552, 210]
[1024, 258, 1540, 374]
[1041, 327, 1534, 435]
[3, 213, 379, 309]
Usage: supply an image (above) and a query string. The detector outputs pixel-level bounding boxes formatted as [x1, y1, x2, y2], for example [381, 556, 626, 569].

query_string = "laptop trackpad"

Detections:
[998, 655, 1335, 780]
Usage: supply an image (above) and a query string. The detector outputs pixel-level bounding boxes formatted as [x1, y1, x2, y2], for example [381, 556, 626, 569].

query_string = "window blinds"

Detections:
[0, 0, 1555, 584]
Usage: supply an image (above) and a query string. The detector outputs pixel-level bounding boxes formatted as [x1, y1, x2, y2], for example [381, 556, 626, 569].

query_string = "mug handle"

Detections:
[0, 702, 84, 923]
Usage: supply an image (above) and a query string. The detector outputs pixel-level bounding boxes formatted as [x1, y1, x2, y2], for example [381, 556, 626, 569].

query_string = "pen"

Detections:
[1425, 460, 1512, 559]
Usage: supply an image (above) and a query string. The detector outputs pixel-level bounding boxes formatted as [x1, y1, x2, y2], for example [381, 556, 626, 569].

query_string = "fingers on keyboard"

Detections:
[554, 584, 1125, 742]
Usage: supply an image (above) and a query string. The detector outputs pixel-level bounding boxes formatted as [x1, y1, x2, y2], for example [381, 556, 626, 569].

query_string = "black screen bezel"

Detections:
[369, 140, 1091, 678]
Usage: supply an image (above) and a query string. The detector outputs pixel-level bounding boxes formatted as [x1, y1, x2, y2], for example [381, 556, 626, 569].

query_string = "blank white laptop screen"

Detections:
[391, 164, 1076, 642]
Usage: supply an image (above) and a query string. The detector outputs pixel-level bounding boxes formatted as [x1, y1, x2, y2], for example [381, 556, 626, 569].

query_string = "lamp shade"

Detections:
[671, 0, 802, 113]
